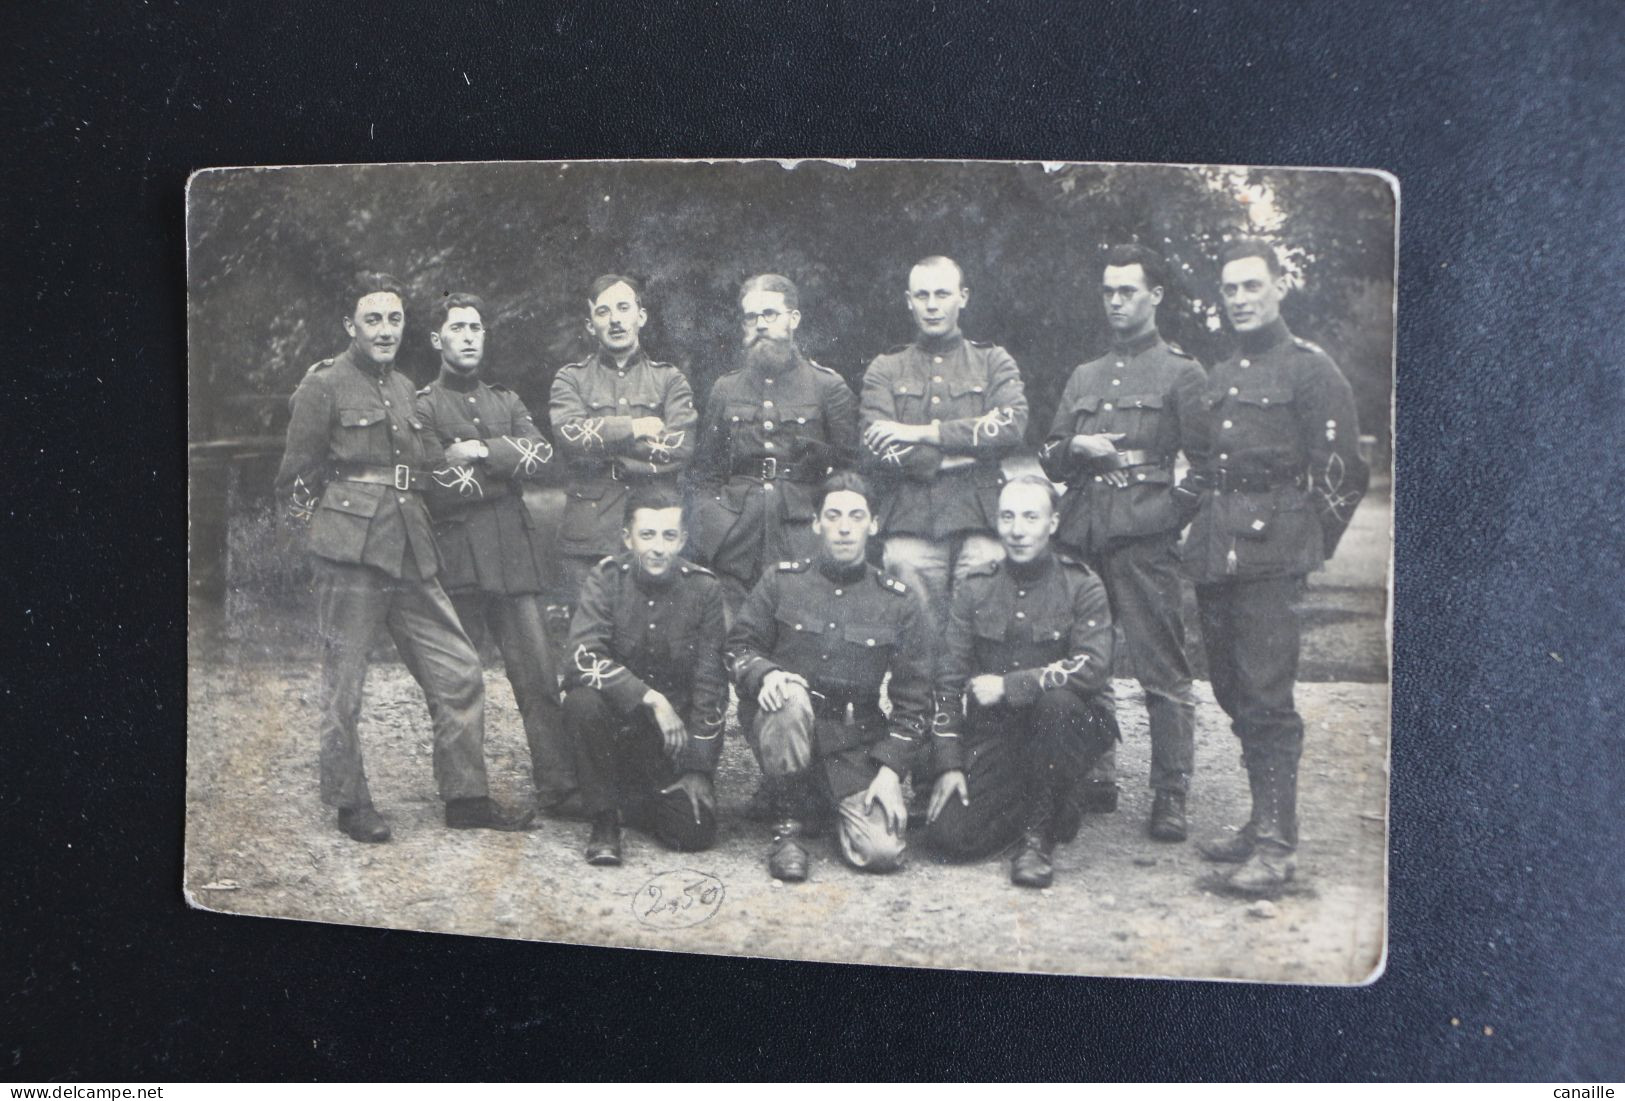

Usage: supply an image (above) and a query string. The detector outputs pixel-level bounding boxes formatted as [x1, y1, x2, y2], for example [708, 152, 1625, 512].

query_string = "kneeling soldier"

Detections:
[728, 472, 933, 881]
[924, 475, 1120, 888]
[566, 488, 728, 865]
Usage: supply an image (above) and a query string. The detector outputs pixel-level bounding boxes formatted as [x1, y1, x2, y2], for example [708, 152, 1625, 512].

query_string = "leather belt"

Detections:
[333, 463, 428, 491]
[1213, 469, 1306, 493]
[731, 455, 816, 482]
[1083, 448, 1169, 474]
[808, 688, 885, 724]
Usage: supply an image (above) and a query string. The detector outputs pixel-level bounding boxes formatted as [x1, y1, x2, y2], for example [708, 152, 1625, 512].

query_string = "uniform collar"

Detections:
[594, 346, 648, 372]
[631, 557, 680, 592]
[1235, 318, 1291, 356]
[916, 331, 965, 355]
[1109, 328, 1162, 357]
[338, 345, 394, 383]
[436, 365, 482, 393]
[1004, 550, 1056, 585]
[816, 554, 869, 584]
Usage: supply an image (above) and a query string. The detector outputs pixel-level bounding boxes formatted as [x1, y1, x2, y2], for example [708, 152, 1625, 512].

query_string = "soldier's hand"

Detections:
[968, 674, 1007, 707]
[660, 771, 715, 826]
[758, 670, 807, 712]
[1102, 468, 1131, 488]
[926, 770, 969, 824]
[864, 766, 908, 835]
[643, 690, 688, 759]
[444, 439, 486, 464]
[631, 416, 665, 440]
[864, 420, 916, 451]
[1069, 432, 1126, 459]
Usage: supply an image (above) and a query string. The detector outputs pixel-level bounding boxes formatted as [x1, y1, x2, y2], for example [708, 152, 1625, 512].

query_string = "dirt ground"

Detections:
[185, 490, 1390, 984]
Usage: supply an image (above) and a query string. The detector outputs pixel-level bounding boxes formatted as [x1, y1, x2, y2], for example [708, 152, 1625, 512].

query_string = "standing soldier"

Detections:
[565, 488, 727, 865]
[1039, 245, 1208, 841]
[689, 273, 859, 617]
[859, 256, 1029, 626]
[727, 472, 933, 882]
[551, 274, 697, 608]
[413, 292, 577, 818]
[1183, 237, 1369, 895]
[924, 476, 1120, 888]
[274, 272, 533, 843]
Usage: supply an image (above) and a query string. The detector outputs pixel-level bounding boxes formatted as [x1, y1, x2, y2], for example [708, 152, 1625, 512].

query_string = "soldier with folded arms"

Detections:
[924, 475, 1120, 888]
[274, 272, 533, 843]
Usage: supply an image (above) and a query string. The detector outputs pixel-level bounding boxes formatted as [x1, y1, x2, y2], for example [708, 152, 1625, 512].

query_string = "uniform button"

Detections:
[763, 399, 774, 407]
[472, 417, 480, 424]
[834, 589, 843, 596]
[387, 422, 395, 430]
[1015, 611, 1026, 619]
[828, 623, 837, 630]
[764, 441, 775, 450]
[794, 624, 803, 631]
[341, 499, 351, 507]
[731, 415, 740, 422]
[1087, 619, 1096, 628]
[1327, 419, 1337, 427]
[1239, 358, 1251, 368]
[648, 600, 655, 607]
[821, 654, 830, 661]
[933, 374, 943, 383]
[383, 399, 391, 406]
[763, 420, 775, 430]
[617, 372, 625, 378]
[397, 496, 406, 504]
[394, 450, 400, 456]
[933, 356, 943, 364]
[1136, 472, 1146, 481]
[1219, 453, 1229, 461]
[1111, 378, 1121, 386]
[1017, 589, 1026, 597]
[467, 397, 476, 403]
[1261, 397, 1270, 405]
[865, 638, 876, 647]
[764, 378, 774, 386]
[618, 398, 628, 405]
[1102, 403, 1113, 411]
[1093, 475, 1103, 483]
[649, 624, 657, 630]
[1115, 361, 1125, 368]
[1222, 420, 1233, 429]
[931, 396, 942, 404]
[1229, 387, 1239, 396]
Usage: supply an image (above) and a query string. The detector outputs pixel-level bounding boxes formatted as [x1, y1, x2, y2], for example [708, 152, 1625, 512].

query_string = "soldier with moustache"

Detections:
[924, 475, 1120, 888]
[727, 472, 933, 881]
[858, 256, 1029, 627]
[565, 488, 727, 865]
[412, 292, 578, 818]
[1182, 237, 1369, 895]
[689, 273, 859, 617]
[1039, 245, 1208, 841]
[550, 274, 697, 608]
[274, 273, 533, 843]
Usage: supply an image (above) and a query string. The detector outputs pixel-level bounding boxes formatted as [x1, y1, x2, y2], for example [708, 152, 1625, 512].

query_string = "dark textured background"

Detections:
[6, 0, 1622, 1082]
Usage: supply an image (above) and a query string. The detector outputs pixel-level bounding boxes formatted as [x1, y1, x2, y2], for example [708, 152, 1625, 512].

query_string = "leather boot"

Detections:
[1010, 828, 1055, 888]
[585, 811, 622, 866]
[1225, 752, 1297, 895]
[337, 805, 392, 843]
[1149, 790, 1188, 842]
[1199, 750, 1263, 862]
[768, 819, 809, 882]
[445, 796, 537, 832]
[1082, 744, 1119, 813]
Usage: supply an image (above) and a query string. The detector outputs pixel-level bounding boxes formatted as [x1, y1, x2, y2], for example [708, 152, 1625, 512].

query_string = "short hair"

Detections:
[1218, 237, 1284, 277]
[739, 273, 799, 311]
[1000, 473, 1062, 516]
[344, 271, 405, 316]
[1102, 244, 1167, 292]
[817, 470, 873, 513]
[427, 292, 487, 332]
[910, 255, 965, 289]
[622, 485, 686, 526]
[587, 273, 643, 311]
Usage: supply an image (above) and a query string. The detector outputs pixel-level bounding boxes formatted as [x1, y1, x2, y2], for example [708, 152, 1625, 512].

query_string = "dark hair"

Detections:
[344, 271, 405, 316]
[428, 291, 487, 332]
[739, 273, 799, 311]
[817, 470, 873, 512]
[587, 273, 643, 311]
[910, 255, 965, 289]
[1218, 237, 1284, 277]
[622, 485, 686, 526]
[1102, 244, 1167, 292]
[1000, 472, 1061, 515]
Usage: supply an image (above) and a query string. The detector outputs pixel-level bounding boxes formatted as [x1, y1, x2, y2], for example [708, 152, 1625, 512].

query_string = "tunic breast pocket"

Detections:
[939, 377, 988, 418]
[890, 379, 927, 421]
[1102, 392, 1164, 444]
[310, 481, 385, 562]
[333, 405, 389, 461]
[1228, 387, 1298, 445]
[843, 624, 898, 678]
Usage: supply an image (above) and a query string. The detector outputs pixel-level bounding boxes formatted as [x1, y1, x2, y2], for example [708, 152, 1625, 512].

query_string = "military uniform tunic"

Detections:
[688, 350, 859, 601]
[924, 553, 1119, 858]
[858, 334, 1030, 539]
[549, 347, 697, 565]
[414, 368, 575, 808]
[565, 554, 728, 851]
[1038, 329, 1207, 795]
[274, 347, 490, 811]
[1181, 318, 1369, 855]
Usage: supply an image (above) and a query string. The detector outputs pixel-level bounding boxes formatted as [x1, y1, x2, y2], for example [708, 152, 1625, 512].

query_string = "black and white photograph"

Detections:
[185, 158, 1394, 983]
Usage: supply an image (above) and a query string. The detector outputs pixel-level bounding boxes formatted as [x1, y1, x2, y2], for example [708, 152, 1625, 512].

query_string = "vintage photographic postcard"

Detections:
[186, 158, 1393, 983]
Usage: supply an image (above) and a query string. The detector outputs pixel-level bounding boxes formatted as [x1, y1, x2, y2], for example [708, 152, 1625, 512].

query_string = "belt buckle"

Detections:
[393, 464, 411, 491]
[761, 456, 778, 480]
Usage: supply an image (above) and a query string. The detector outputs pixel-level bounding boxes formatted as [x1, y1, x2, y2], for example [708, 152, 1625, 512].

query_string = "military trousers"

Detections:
[448, 589, 575, 808]
[752, 687, 906, 872]
[565, 687, 717, 852]
[881, 530, 1004, 632]
[312, 557, 489, 811]
[1195, 575, 1306, 760]
[1090, 532, 1197, 794]
[925, 689, 1119, 860]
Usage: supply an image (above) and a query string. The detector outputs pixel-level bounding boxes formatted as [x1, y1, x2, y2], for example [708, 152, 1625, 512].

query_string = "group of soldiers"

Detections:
[274, 239, 1368, 898]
